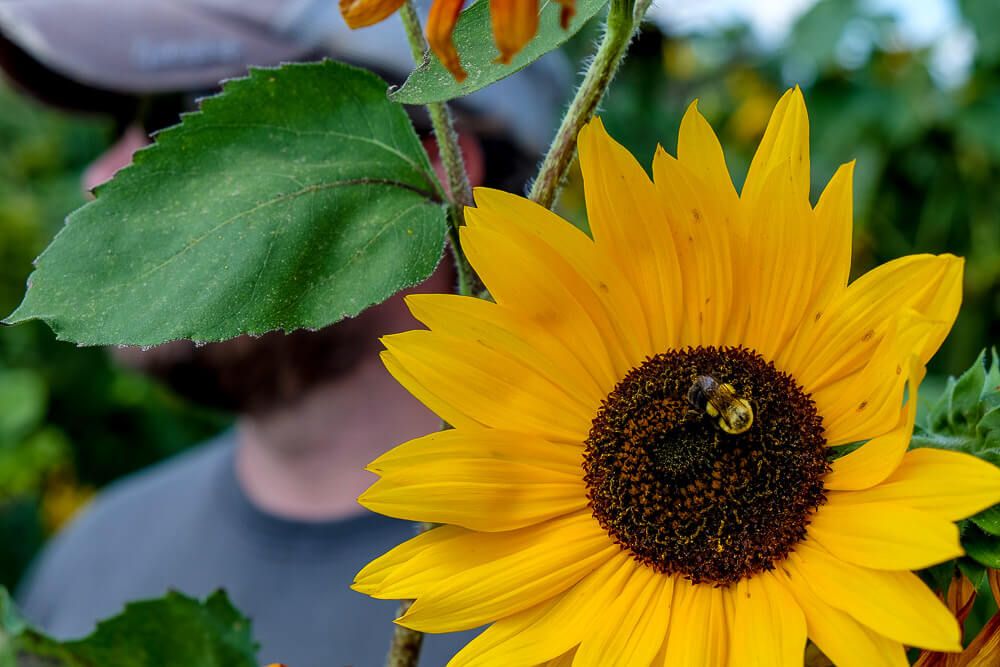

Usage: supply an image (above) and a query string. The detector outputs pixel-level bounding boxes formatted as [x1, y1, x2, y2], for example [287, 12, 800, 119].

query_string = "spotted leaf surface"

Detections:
[5, 61, 446, 346]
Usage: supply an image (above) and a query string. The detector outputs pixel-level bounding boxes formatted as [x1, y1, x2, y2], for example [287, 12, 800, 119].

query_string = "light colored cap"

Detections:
[0, 0, 570, 153]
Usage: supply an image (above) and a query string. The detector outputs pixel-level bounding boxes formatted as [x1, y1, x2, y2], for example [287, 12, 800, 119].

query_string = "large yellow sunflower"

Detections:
[353, 88, 1000, 666]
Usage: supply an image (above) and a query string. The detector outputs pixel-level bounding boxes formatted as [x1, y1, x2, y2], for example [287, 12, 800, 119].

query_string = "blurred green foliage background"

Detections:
[0, 0, 996, 593]
[0, 83, 227, 589]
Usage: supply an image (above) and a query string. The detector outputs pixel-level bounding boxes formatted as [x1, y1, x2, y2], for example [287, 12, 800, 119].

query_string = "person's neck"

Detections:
[234, 353, 440, 522]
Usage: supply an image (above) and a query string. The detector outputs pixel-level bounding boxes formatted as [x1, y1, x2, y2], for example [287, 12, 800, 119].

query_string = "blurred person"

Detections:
[0, 1, 570, 664]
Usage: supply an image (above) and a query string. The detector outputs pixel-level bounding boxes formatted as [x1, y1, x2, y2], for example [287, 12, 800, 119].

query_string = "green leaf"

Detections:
[0, 588, 258, 667]
[964, 523, 1000, 569]
[5, 61, 447, 346]
[951, 349, 988, 427]
[972, 505, 1000, 537]
[391, 0, 609, 104]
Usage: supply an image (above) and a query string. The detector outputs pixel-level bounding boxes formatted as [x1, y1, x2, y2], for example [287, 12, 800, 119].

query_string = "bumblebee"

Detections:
[687, 375, 754, 435]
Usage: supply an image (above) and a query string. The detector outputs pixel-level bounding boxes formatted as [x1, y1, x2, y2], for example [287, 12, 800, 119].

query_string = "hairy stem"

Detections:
[528, 0, 651, 209]
[400, 0, 474, 212]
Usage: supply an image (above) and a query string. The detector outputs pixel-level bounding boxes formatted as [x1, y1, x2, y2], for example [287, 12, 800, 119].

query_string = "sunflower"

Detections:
[353, 88, 1000, 665]
[339, 0, 575, 81]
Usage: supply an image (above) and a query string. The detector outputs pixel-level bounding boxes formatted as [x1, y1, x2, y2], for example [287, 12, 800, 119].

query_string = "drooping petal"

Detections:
[489, 0, 539, 64]
[741, 87, 810, 210]
[775, 565, 908, 667]
[574, 567, 674, 667]
[398, 512, 618, 632]
[382, 330, 593, 442]
[807, 500, 963, 570]
[427, 0, 467, 81]
[554, 0, 575, 28]
[829, 448, 1000, 521]
[447, 551, 635, 666]
[340, 0, 406, 27]
[788, 540, 961, 652]
[783, 254, 963, 392]
[728, 571, 806, 667]
[578, 118, 683, 352]
[660, 578, 728, 666]
[824, 364, 921, 490]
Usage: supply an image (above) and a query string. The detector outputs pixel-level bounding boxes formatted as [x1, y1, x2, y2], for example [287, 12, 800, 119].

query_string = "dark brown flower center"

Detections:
[582, 345, 828, 585]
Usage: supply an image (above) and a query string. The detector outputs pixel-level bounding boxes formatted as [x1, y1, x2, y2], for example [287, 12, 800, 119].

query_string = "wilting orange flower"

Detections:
[915, 569, 1000, 667]
[340, 0, 575, 81]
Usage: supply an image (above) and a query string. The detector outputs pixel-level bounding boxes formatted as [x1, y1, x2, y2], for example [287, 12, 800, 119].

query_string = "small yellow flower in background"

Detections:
[354, 88, 1000, 665]
[339, 0, 575, 81]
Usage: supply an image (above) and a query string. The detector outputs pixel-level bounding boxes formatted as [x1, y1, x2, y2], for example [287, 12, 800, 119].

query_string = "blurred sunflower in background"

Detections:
[339, 0, 575, 81]
[354, 89, 1000, 665]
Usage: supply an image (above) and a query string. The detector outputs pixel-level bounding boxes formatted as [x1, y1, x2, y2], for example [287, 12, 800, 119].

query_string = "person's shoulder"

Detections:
[83, 432, 233, 522]
[16, 432, 234, 620]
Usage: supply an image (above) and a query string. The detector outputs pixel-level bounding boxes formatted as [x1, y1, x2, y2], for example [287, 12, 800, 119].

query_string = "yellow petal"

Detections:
[660, 578, 728, 667]
[353, 523, 471, 597]
[574, 566, 673, 667]
[652, 147, 735, 347]
[468, 189, 651, 370]
[542, 648, 577, 667]
[340, 0, 405, 27]
[398, 512, 618, 632]
[448, 551, 635, 666]
[830, 448, 1000, 522]
[489, 0, 539, 64]
[676, 100, 740, 211]
[824, 369, 919, 491]
[427, 0, 467, 81]
[360, 434, 586, 531]
[784, 254, 963, 393]
[405, 292, 607, 408]
[578, 118, 683, 352]
[775, 564, 908, 667]
[729, 571, 806, 667]
[460, 220, 628, 390]
[808, 500, 963, 570]
[814, 310, 938, 445]
[381, 350, 479, 431]
[788, 540, 961, 651]
[368, 428, 582, 477]
[382, 330, 592, 442]
[739, 156, 817, 359]
[791, 161, 855, 339]
[742, 87, 810, 210]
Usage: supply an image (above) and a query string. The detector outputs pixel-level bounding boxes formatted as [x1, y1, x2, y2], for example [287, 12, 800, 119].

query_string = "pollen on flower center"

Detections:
[583, 346, 828, 585]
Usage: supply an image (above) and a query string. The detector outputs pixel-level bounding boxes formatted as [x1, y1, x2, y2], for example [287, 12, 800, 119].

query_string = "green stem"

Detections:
[528, 0, 651, 210]
[400, 0, 474, 212]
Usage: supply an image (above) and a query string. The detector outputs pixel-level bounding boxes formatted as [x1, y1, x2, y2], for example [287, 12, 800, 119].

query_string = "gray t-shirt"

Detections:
[17, 433, 472, 666]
